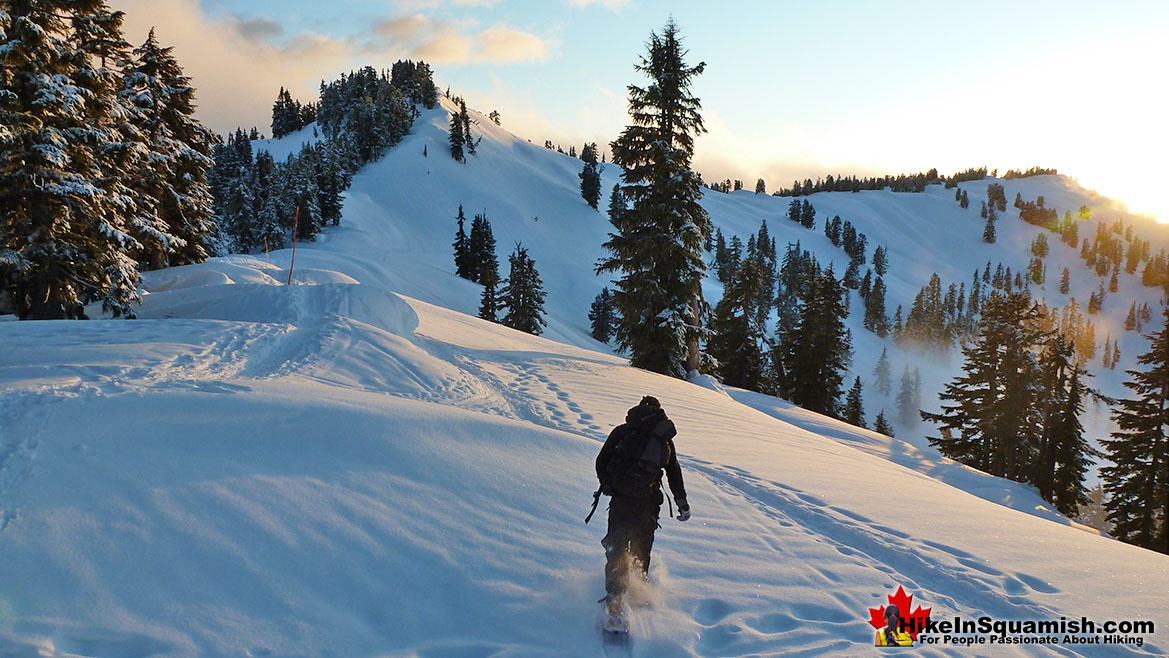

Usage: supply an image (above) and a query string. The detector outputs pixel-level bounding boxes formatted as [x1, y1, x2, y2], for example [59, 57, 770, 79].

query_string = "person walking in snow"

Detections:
[594, 395, 689, 620]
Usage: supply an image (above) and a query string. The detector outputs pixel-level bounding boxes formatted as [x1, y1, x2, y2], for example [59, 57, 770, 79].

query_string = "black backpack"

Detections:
[605, 416, 677, 498]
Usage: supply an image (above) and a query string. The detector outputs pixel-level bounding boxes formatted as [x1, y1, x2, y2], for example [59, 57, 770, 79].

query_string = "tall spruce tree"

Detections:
[121, 28, 216, 269]
[589, 288, 616, 343]
[843, 377, 866, 428]
[467, 211, 496, 284]
[708, 257, 767, 390]
[1102, 307, 1169, 553]
[606, 184, 625, 226]
[923, 292, 1045, 482]
[895, 366, 918, 425]
[448, 107, 465, 162]
[459, 97, 475, 156]
[780, 265, 851, 416]
[873, 347, 892, 396]
[1034, 335, 1094, 516]
[597, 20, 710, 377]
[500, 244, 547, 335]
[579, 142, 601, 210]
[452, 205, 471, 279]
[1, 0, 147, 318]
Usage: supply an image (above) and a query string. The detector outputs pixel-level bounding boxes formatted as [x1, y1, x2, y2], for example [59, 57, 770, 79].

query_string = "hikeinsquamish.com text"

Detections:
[909, 616, 1155, 648]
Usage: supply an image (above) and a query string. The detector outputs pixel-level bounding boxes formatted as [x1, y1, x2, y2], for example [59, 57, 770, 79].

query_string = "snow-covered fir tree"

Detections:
[778, 265, 850, 416]
[708, 257, 767, 390]
[598, 19, 710, 377]
[500, 244, 547, 335]
[121, 28, 217, 269]
[1, 0, 150, 318]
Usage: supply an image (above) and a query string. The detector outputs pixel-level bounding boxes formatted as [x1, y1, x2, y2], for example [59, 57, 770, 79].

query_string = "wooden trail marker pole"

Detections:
[287, 206, 299, 285]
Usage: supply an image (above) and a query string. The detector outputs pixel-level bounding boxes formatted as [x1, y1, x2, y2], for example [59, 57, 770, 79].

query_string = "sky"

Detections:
[112, 0, 1169, 221]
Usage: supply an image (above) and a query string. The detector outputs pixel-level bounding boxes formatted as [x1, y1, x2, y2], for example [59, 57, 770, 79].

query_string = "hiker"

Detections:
[594, 395, 689, 613]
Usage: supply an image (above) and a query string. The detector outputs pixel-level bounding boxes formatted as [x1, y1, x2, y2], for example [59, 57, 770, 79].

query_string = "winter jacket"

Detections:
[595, 403, 687, 506]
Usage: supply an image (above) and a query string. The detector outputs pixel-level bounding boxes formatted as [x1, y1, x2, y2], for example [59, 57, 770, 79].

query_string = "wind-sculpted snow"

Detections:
[1, 98, 1167, 656]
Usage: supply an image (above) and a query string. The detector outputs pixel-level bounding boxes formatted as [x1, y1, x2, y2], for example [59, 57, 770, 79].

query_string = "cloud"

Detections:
[568, 0, 631, 10]
[234, 16, 283, 42]
[366, 15, 556, 64]
[477, 26, 554, 62]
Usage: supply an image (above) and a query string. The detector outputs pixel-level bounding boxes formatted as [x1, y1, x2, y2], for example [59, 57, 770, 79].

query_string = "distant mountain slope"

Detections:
[252, 96, 1165, 461]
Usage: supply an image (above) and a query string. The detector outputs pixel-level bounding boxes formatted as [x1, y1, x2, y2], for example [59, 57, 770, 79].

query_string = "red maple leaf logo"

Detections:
[867, 586, 932, 641]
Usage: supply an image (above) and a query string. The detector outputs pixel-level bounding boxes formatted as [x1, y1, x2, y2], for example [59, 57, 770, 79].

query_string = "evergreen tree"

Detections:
[448, 108, 465, 162]
[799, 199, 816, 229]
[478, 267, 499, 322]
[872, 245, 888, 277]
[579, 142, 601, 210]
[708, 257, 767, 390]
[120, 29, 217, 269]
[780, 266, 851, 416]
[606, 184, 625, 226]
[755, 178, 765, 194]
[453, 205, 471, 279]
[863, 276, 889, 336]
[1034, 335, 1094, 515]
[843, 377, 866, 428]
[501, 244, 547, 335]
[598, 20, 710, 377]
[896, 366, 918, 425]
[874, 410, 894, 437]
[1, 0, 147, 318]
[873, 347, 892, 396]
[589, 287, 616, 343]
[1060, 267, 1070, 295]
[982, 208, 997, 243]
[467, 211, 497, 284]
[923, 292, 1045, 482]
[1102, 307, 1169, 553]
[459, 98, 475, 156]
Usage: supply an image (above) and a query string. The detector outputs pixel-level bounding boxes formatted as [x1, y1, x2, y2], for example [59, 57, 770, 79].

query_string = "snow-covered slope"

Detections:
[1, 98, 1167, 656]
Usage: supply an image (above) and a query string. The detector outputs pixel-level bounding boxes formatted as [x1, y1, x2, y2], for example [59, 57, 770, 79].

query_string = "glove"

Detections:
[676, 501, 690, 522]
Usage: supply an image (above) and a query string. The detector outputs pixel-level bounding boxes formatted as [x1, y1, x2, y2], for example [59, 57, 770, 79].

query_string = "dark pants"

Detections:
[602, 494, 661, 598]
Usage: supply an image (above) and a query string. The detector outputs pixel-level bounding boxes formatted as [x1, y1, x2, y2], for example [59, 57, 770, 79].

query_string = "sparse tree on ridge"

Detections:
[448, 108, 465, 162]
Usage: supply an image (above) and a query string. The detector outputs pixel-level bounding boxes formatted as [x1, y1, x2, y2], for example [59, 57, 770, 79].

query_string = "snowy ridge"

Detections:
[1, 97, 1167, 656]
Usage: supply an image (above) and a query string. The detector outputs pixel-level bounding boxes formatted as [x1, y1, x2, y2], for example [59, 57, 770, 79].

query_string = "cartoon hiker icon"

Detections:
[876, 604, 914, 646]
